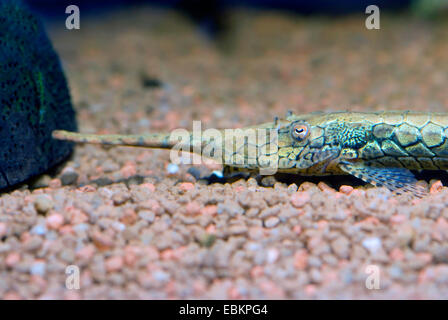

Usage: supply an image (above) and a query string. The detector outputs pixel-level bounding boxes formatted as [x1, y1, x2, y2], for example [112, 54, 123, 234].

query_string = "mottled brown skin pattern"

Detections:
[53, 111, 448, 197]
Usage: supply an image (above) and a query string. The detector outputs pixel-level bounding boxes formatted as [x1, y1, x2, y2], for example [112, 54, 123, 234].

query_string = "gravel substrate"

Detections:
[1, 7, 448, 299]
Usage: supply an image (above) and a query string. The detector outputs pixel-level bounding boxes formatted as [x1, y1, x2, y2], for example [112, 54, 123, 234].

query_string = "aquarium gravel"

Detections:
[1, 7, 448, 299]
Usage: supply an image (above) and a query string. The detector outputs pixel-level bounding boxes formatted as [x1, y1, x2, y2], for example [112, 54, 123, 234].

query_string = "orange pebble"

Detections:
[318, 182, 334, 192]
[293, 249, 308, 270]
[179, 182, 194, 192]
[121, 208, 137, 225]
[430, 180, 443, 194]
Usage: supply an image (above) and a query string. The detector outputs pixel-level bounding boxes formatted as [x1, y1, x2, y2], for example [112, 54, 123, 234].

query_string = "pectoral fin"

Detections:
[339, 161, 427, 197]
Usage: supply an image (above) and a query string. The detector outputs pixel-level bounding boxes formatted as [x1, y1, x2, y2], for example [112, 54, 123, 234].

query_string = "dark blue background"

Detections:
[26, 0, 412, 16]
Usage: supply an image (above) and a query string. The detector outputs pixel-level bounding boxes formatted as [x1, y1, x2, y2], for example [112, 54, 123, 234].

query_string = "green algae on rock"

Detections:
[0, 0, 77, 189]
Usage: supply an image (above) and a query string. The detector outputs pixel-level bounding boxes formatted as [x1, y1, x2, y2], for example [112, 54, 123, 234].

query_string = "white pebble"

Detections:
[266, 248, 279, 263]
[31, 224, 47, 236]
[73, 223, 89, 233]
[362, 237, 382, 253]
[166, 163, 179, 174]
[264, 217, 280, 228]
[247, 242, 261, 251]
[112, 221, 126, 232]
[30, 261, 46, 276]
[139, 210, 155, 223]
[153, 270, 170, 282]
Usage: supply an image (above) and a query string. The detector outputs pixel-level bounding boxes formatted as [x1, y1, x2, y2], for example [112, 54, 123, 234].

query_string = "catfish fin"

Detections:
[339, 161, 427, 198]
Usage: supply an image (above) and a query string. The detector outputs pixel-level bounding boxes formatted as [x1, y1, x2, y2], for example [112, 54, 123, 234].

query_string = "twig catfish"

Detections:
[53, 111, 448, 197]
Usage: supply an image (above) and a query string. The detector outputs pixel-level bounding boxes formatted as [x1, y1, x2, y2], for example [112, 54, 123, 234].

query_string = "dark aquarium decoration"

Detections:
[0, 0, 77, 190]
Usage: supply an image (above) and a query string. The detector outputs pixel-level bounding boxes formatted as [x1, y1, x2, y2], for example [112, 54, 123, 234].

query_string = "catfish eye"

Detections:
[291, 123, 309, 141]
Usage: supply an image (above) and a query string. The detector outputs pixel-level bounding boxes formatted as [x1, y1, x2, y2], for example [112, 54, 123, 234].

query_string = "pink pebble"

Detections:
[234, 185, 245, 192]
[3, 292, 21, 300]
[144, 246, 160, 261]
[105, 256, 124, 272]
[140, 199, 161, 213]
[389, 248, 405, 261]
[193, 280, 207, 295]
[179, 182, 194, 192]
[251, 266, 264, 278]
[228, 287, 242, 299]
[124, 247, 138, 267]
[206, 224, 216, 234]
[0, 222, 7, 237]
[390, 214, 407, 225]
[185, 201, 201, 215]
[350, 189, 365, 197]
[339, 185, 354, 195]
[201, 205, 217, 216]
[161, 249, 175, 260]
[59, 225, 74, 235]
[141, 183, 155, 192]
[317, 220, 328, 229]
[70, 209, 88, 225]
[120, 163, 137, 179]
[416, 252, 432, 265]
[259, 281, 285, 299]
[5, 252, 20, 267]
[30, 275, 47, 289]
[46, 214, 64, 230]
[64, 291, 82, 300]
[432, 217, 448, 241]
[305, 284, 317, 297]
[290, 192, 310, 208]
[292, 225, 302, 235]
[76, 244, 96, 260]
